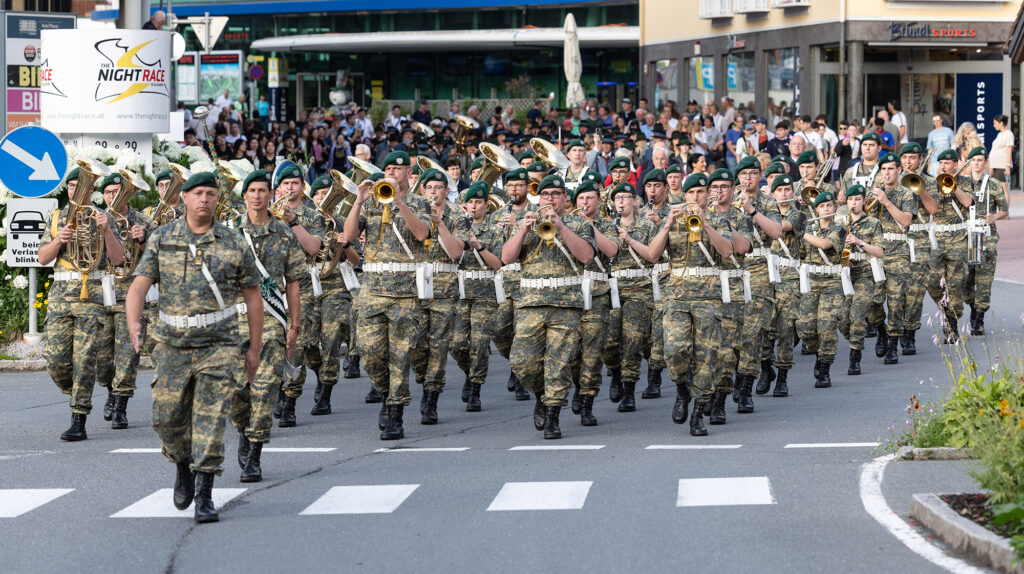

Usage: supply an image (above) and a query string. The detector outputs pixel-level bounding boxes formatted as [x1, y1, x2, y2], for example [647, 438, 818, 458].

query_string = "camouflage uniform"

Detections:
[134, 218, 261, 474]
[875, 184, 918, 338]
[141, 203, 186, 351]
[282, 202, 326, 399]
[905, 175, 939, 333]
[451, 220, 504, 386]
[569, 217, 617, 398]
[604, 217, 657, 388]
[735, 192, 782, 379]
[840, 162, 883, 219]
[229, 214, 305, 443]
[925, 176, 971, 330]
[642, 201, 674, 375]
[796, 222, 847, 364]
[357, 194, 432, 406]
[490, 204, 536, 361]
[411, 203, 472, 392]
[769, 204, 806, 370]
[838, 214, 883, 350]
[716, 205, 755, 394]
[306, 215, 356, 390]
[964, 174, 1008, 315]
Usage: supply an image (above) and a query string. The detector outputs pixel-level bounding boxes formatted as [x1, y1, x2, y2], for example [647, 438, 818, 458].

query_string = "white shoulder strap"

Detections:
[187, 243, 226, 310]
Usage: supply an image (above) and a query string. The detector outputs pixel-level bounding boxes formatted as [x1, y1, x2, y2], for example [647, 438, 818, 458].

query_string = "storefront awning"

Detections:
[250, 26, 639, 53]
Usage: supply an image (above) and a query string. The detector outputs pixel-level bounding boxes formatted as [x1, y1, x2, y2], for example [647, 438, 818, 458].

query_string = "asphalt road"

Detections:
[4, 281, 1021, 573]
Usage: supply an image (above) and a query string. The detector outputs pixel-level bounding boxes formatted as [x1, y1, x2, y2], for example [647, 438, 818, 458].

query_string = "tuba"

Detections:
[64, 158, 112, 298]
[214, 160, 247, 221]
[312, 169, 359, 277]
[453, 114, 480, 157]
[415, 155, 458, 195]
[411, 121, 434, 141]
[530, 137, 570, 173]
[348, 156, 382, 185]
[476, 143, 519, 188]
[108, 169, 151, 280]
[487, 195, 507, 213]
[150, 163, 191, 227]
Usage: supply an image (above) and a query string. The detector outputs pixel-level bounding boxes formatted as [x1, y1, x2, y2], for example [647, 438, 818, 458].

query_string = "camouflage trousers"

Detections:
[44, 297, 113, 415]
[663, 298, 722, 403]
[839, 272, 876, 351]
[492, 298, 516, 360]
[718, 301, 743, 394]
[510, 305, 582, 407]
[602, 288, 652, 385]
[230, 317, 285, 443]
[96, 305, 147, 397]
[451, 298, 497, 386]
[926, 238, 968, 323]
[738, 287, 775, 377]
[284, 290, 318, 398]
[882, 254, 912, 336]
[649, 295, 666, 371]
[569, 293, 610, 397]
[296, 288, 352, 391]
[965, 237, 998, 313]
[796, 290, 844, 364]
[151, 342, 244, 475]
[411, 297, 457, 392]
[905, 243, 931, 331]
[770, 280, 800, 369]
[348, 287, 361, 358]
[358, 294, 420, 407]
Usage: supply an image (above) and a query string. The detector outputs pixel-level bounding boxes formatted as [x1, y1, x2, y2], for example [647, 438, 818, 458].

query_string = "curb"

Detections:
[910, 493, 1024, 574]
[896, 446, 975, 461]
[0, 356, 153, 373]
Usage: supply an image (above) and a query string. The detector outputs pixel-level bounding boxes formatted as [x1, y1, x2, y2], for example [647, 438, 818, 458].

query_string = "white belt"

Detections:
[653, 262, 669, 274]
[611, 268, 649, 279]
[882, 232, 908, 242]
[724, 269, 745, 278]
[463, 270, 495, 280]
[500, 263, 521, 273]
[909, 223, 931, 233]
[432, 262, 459, 274]
[749, 247, 772, 258]
[364, 262, 418, 273]
[848, 253, 870, 261]
[583, 270, 608, 282]
[159, 306, 237, 329]
[808, 264, 841, 275]
[671, 266, 720, 278]
[777, 257, 801, 269]
[934, 223, 968, 233]
[520, 276, 583, 289]
[53, 270, 112, 282]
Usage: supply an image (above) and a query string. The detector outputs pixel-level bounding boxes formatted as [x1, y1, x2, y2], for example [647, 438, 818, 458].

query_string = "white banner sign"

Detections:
[3, 197, 58, 267]
[60, 133, 154, 174]
[39, 29, 171, 134]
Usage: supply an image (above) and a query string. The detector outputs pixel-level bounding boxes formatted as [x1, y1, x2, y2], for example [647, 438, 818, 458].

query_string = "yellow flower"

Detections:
[978, 408, 985, 416]
[998, 399, 1011, 417]
[36, 292, 42, 299]
[42, 299, 48, 305]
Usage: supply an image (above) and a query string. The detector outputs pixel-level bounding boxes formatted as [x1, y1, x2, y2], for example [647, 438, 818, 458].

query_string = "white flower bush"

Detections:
[12, 275, 28, 289]
[229, 158, 255, 174]
[115, 151, 145, 174]
[182, 146, 209, 166]
[152, 153, 171, 175]
[0, 227, 7, 238]
[159, 142, 183, 163]
[91, 191, 104, 205]
[189, 160, 216, 174]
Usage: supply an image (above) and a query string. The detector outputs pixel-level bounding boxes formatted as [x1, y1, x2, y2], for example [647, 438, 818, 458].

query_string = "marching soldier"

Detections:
[451, 181, 504, 414]
[564, 139, 590, 184]
[928, 149, 974, 343]
[126, 171, 264, 523]
[411, 168, 469, 423]
[38, 164, 125, 441]
[841, 132, 885, 208]
[666, 164, 684, 204]
[145, 169, 187, 223]
[963, 146, 1009, 335]
[343, 150, 432, 440]
[601, 156, 633, 209]
[501, 174, 596, 439]
[837, 185, 884, 375]
[229, 170, 304, 483]
[898, 142, 939, 354]
[638, 168, 672, 400]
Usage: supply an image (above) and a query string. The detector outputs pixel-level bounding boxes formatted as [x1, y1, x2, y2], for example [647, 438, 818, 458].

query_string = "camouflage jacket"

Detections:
[43, 205, 125, 305]
[459, 219, 504, 301]
[609, 216, 657, 294]
[909, 174, 939, 240]
[775, 205, 806, 281]
[422, 201, 472, 299]
[737, 191, 782, 286]
[873, 184, 916, 258]
[514, 212, 597, 309]
[965, 173, 1008, 239]
[287, 201, 326, 292]
[490, 203, 537, 300]
[357, 192, 432, 298]
[804, 221, 847, 294]
[236, 213, 306, 299]
[846, 213, 883, 277]
[580, 216, 617, 297]
[663, 210, 733, 301]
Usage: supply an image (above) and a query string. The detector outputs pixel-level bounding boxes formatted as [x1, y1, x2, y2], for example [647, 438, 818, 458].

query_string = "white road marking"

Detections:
[109, 448, 162, 453]
[487, 481, 592, 511]
[110, 488, 246, 518]
[860, 455, 987, 574]
[646, 444, 743, 450]
[0, 489, 74, 518]
[110, 447, 336, 453]
[508, 445, 605, 451]
[300, 485, 419, 515]
[785, 442, 879, 449]
[677, 477, 776, 507]
[373, 447, 470, 453]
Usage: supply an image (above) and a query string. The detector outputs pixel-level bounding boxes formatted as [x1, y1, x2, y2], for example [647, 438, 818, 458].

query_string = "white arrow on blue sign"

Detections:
[0, 126, 68, 198]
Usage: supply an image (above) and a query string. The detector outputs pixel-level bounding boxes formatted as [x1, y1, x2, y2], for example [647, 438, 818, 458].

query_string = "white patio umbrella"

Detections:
[563, 13, 584, 109]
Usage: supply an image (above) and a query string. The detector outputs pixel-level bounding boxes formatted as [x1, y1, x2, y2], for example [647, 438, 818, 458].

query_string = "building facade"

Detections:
[640, 0, 1020, 142]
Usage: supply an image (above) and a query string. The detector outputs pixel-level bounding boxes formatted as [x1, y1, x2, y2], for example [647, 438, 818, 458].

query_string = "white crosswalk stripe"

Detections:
[0, 489, 74, 518]
[487, 481, 593, 511]
[300, 485, 419, 515]
[676, 477, 776, 507]
[110, 489, 247, 518]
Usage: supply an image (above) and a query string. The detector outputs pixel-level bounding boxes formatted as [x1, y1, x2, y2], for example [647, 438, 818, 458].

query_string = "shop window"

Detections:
[655, 59, 678, 110]
[688, 57, 714, 105]
[767, 48, 798, 124]
[729, 52, 756, 109]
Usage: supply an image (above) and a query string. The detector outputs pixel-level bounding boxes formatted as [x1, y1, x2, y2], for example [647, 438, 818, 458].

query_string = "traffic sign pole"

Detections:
[25, 267, 39, 345]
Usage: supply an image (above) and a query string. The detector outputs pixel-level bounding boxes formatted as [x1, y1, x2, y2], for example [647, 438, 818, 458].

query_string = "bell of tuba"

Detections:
[453, 114, 479, 157]
[416, 155, 458, 194]
[151, 163, 191, 227]
[108, 169, 151, 280]
[348, 156, 383, 185]
[311, 169, 360, 277]
[411, 121, 434, 140]
[530, 137, 570, 173]
[487, 195, 507, 213]
[214, 160, 247, 221]
[63, 158, 111, 297]
[476, 142, 519, 188]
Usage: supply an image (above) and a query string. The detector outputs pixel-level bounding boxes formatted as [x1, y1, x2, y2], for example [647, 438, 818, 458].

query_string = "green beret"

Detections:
[182, 171, 218, 192]
[879, 152, 898, 166]
[609, 182, 636, 200]
[277, 164, 303, 186]
[411, 164, 422, 176]
[505, 167, 528, 182]
[575, 179, 600, 196]
[666, 164, 682, 175]
[609, 156, 631, 171]
[642, 169, 666, 185]
[367, 172, 385, 183]
[243, 170, 273, 194]
[526, 161, 548, 173]
[845, 184, 865, 198]
[155, 169, 173, 183]
[566, 138, 584, 152]
[765, 161, 788, 177]
[97, 172, 123, 190]
[682, 173, 709, 193]
[66, 167, 80, 183]
[462, 181, 490, 202]
[537, 173, 565, 192]
[936, 148, 958, 162]
[418, 168, 448, 186]
[797, 150, 818, 166]
[813, 189, 836, 207]
[772, 154, 791, 165]
[470, 157, 486, 172]
[310, 174, 332, 193]
[382, 150, 411, 168]
[770, 175, 794, 192]
[517, 150, 536, 162]
[898, 142, 922, 157]
[967, 146, 987, 160]
[861, 132, 881, 144]
[707, 168, 734, 185]
[735, 156, 761, 173]
[582, 170, 602, 183]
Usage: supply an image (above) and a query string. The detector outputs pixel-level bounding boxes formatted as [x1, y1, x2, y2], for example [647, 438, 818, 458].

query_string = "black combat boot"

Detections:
[971, 308, 985, 336]
[365, 384, 383, 403]
[467, 384, 482, 412]
[901, 330, 917, 355]
[507, 371, 518, 392]
[59, 413, 87, 441]
[865, 322, 877, 338]
[380, 405, 405, 440]
[815, 360, 832, 388]
[542, 406, 562, 439]
[571, 382, 582, 414]
[273, 388, 286, 418]
[341, 355, 352, 374]
[240, 441, 263, 483]
[513, 381, 530, 401]
[378, 395, 391, 430]
[237, 430, 250, 470]
[579, 395, 597, 426]
[608, 368, 623, 403]
[421, 390, 439, 425]
[461, 375, 472, 403]
[111, 395, 129, 429]
[848, 349, 862, 375]
[533, 393, 545, 430]
[709, 391, 727, 425]
[813, 358, 823, 381]
[173, 457, 195, 510]
[755, 360, 776, 395]
[884, 336, 899, 365]
[344, 355, 362, 379]
[419, 384, 429, 415]
[689, 401, 708, 436]
[618, 381, 636, 412]
[737, 376, 755, 414]
[773, 369, 789, 397]
[313, 382, 324, 404]
[102, 387, 115, 421]
[311, 384, 333, 415]
[672, 383, 691, 424]
[193, 472, 218, 523]
[874, 324, 888, 358]
[642, 368, 662, 399]
[278, 396, 297, 428]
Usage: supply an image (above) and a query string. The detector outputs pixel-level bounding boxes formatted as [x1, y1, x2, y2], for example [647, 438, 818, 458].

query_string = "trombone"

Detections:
[936, 159, 970, 197]
[899, 149, 934, 196]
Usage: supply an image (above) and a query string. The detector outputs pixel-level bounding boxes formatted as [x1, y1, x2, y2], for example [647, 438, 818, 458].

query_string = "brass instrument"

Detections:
[899, 149, 934, 196]
[331, 169, 360, 220]
[530, 137, 570, 173]
[535, 215, 557, 244]
[312, 169, 359, 277]
[150, 163, 191, 226]
[816, 150, 837, 183]
[453, 114, 479, 157]
[416, 155, 458, 194]
[371, 179, 396, 224]
[936, 159, 970, 196]
[411, 121, 434, 140]
[349, 156, 383, 185]
[214, 160, 247, 221]
[487, 195, 507, 213]
[108, 169, 151, 280]
[476, 143, 519, 188]
[269, 196, 288, 221]
[527, 179, 541, 204]
[568, 207, 586, 218]
[64, 158, 112, 298]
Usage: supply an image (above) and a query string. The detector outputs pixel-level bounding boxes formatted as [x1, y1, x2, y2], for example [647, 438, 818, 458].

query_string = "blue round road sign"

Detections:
[0, 126, 68, 198]
[249, 64, 264, 80]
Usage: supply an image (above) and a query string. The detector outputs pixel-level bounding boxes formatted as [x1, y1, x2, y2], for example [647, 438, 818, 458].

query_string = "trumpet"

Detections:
[371, 179, 396, 224]
[535, 216, 557, 243]
[936, 159, 970, 196]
